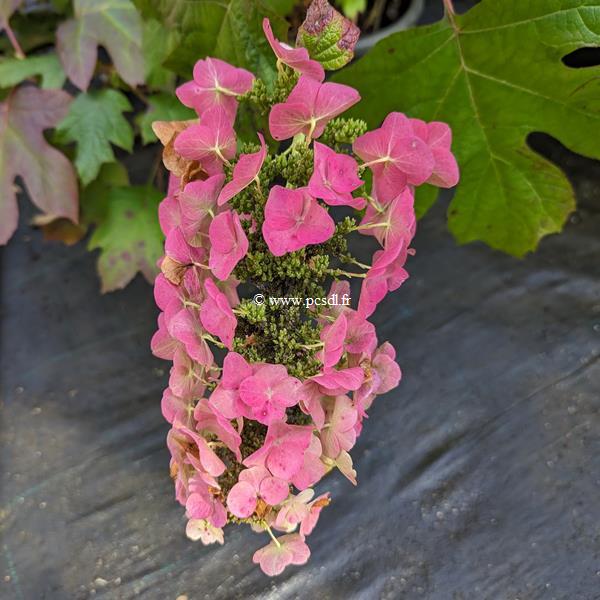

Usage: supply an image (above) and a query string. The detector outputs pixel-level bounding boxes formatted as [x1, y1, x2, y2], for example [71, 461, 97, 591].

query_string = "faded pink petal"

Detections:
[217, 133, 267, 206]
[269, 76, 359, 141]
[174, 106, 237, 175]
[359, 187, 416, 251]
[291, 435, 325, 490]
[263, 18, 325, 82]
[158, 194, 182, 236]
[168, 308, 214, 365]
[239, 364, 301, 425]
[252, 533, 310, 576]
[169, 349, 207, 399]
[275, 489, 314, 530]
[208, 209, 249, 280]
[227, 480, 257, 518]
[320, 395, 358, 458]
[344, 311, 377, 355]
[262, 186, 334, 256]
[259, 476, 289, 505]
[200, 278, 237, 349]
[176, 57, 254, 121]
[300, 492, 330, 536]
[372, 342, 402, 394]
[186, 519, 224, 545]
[243, 422, 313, 480]
[311, 366, 364, 392]
[151, 312, 179, 360]
[179, 174, 225, 244]
[195, 398, 242, 460]
[320, 313, 347, 369]
[308, 142, 364, 208]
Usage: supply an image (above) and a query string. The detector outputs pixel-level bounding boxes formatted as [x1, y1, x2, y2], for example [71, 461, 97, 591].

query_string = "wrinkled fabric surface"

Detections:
[1, 134, 599, 599]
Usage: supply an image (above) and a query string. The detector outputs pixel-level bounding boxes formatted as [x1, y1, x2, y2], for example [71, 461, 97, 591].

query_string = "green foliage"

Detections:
[88, 185, 164, 293]
[55, 89, 134, 185]
[136, 93, 196, 145]
[135, 0, 289, 83]
[0, 53, 65, 89]
[334, 0, 600, 256]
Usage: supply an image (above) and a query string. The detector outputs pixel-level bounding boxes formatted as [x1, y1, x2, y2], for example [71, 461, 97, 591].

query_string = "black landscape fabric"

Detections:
[1, 135, 599, 599]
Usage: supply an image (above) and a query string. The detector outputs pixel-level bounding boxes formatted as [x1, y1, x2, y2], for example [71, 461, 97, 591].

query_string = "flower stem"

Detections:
[328, 269, 367, 279]
[264, 523, 281, 548]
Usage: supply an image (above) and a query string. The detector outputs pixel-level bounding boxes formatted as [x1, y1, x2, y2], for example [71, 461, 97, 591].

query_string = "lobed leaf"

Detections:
[56, 0, 144, 91]
[334, 0, 600, 256]
[0, 86, 78, 245]
[55, 89, 134, 186]
[0, 53, 65, 89]
[88, 185, 164, 293]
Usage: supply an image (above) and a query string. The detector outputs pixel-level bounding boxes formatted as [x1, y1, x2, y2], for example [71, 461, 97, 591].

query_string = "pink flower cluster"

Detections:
[152, 18, 458, 576]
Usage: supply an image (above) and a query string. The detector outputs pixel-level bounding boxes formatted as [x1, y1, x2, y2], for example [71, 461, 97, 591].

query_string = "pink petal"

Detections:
[262, 186, 334, 256]
[259, 477, 289, 505]
[208, 210, 249, 280]
[217, 132, 267, 206]
[263, 18, 325, 82]
[227, 480, 257, 518]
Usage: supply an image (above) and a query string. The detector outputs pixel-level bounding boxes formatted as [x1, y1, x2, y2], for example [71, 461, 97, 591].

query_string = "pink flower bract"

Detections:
[353, 112, 434, 201]
[208, 210, 249, 280]
[263, 18, 325, 82]
[269, 75, 360, 141]
[200, 279, 237, 350]
[217, 133, 267, 206]
[176, 57, 254, 121]
[308, 142, 364, 209]
[239, 364, 301, 425]
[174, 106, 237, 175]
[262, 186, 334, 256]
[252, 533, 310, 576]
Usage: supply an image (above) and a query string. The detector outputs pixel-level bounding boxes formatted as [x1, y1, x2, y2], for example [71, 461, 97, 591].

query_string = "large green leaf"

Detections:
[88, 185, 164, 293]
[334, 0, 600, 256]
[56, 0, 144, 91]
[134, 0, 289, 82]
[55, 89, 134, 186]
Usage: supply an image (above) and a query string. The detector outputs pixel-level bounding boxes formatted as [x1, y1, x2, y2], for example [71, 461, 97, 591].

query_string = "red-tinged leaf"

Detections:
[0, 0, 21, 21]
[296, 0, 360, 70]
[0, 86, 78, 245]
[56, 0, 144, 91]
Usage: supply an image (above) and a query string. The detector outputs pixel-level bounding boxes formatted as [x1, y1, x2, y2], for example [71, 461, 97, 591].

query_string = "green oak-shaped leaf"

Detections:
[136, 93, 196, 145]
[55, 89, 134, 186]
[56, 0, 144, 91]
[139, 0, 289, 83]
[296, 0, 360, 70]
[334, 0, 600, 256]
[88, 185, 164, 293]
[0, 86, 78, 245]
[0, 53, 66, 89]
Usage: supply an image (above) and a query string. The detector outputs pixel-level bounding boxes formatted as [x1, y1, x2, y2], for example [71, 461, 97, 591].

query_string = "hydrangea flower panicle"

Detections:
[151, 15, 459, 576]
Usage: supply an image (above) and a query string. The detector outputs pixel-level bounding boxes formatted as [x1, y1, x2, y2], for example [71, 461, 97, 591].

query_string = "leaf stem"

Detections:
[443, 0, 455, 16]
[2, 19, 25, 59]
